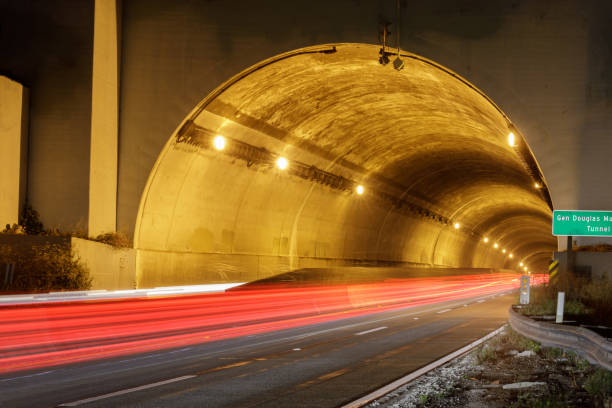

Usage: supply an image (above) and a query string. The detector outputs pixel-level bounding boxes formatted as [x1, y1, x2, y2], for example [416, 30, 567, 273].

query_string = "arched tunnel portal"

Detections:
[134, 43, 556, 287]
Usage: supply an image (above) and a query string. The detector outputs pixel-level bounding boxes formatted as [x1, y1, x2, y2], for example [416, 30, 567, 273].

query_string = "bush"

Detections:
[584, 368, 612, 400]
[520, 274, 612, 325]
[92, 231, 132, 248]
[19, 203, 44, 235]
[0, 244, 91, 292]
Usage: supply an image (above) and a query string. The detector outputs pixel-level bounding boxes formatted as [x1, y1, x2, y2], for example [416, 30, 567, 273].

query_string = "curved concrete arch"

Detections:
[134, 43, 556, 287]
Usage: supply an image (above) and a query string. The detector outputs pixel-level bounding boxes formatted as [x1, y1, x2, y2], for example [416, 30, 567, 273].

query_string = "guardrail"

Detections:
[508, 306, 612, 370]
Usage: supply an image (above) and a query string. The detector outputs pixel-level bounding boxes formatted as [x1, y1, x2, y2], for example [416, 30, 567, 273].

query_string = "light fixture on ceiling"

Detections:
[276, 157, 288, 170]
[508, 132, 516, 147]
[213, 135, 226, 151]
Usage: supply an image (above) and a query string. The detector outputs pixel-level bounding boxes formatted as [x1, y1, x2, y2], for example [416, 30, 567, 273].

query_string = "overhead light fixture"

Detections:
[276, 157, 288, 170]
[356, 185, 365, 195]
[534, 182, 541, 189]
[508, 132, 516, 147]
[493, 243, 499, 249]
[213, 135, 226, 151]
[520, 262, 524, 267]
[502, 249, 507, 254]
[483, 237, 489, 243]
[509, 253, 513, 258]
[454, 222, 461, 229]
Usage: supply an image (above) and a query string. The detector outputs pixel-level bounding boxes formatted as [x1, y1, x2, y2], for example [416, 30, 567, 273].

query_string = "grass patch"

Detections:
[518, 275, 612, 326]
[475, 327, 540, 364]
[510, 392, 569, 408]
[584, 368, 612, 400]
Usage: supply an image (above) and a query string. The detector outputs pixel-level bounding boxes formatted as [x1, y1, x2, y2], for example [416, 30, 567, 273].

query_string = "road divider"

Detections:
[508, 306, 612, 370]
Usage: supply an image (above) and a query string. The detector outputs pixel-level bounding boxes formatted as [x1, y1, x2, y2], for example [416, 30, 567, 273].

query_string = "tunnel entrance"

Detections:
[134, 43, 555, 287]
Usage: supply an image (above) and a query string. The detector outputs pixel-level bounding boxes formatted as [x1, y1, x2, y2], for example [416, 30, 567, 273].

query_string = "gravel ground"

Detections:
[367, 326, 611, 408]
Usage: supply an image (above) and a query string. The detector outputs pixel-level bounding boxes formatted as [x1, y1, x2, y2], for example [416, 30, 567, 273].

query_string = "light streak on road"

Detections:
[0, 273, 547, 374]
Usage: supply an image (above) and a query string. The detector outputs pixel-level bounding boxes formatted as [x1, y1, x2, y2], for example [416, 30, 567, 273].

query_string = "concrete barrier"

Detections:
[72, 238, 136, 290]
[508, 306, 612, 370]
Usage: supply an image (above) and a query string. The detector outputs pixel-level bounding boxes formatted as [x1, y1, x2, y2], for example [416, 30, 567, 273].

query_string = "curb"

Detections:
[508, 306, 612, 370]
[341, 325, 507, 408]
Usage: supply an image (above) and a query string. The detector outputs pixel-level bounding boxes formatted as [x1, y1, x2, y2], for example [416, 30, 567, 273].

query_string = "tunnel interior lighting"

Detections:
[453, 222, 460, 229]
[508, 132, 515, 147]
[493, 243, 499, 249]
[356, 185, 365, 195]
[523, 266, 528, 271]
[483, 237, 489, 243]
[502, 249, 507, 254]
[213, 135, 226, 151]
[534, 182, 541, 189]
[276, 157, 288, 170]
[509, 253, 513, 258]
[520, 262, 524, 267]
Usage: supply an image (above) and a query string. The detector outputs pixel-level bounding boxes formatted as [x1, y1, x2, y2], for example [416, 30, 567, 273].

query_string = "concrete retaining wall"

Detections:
[72, 238, 136, 290]
[554, 251, 612, 280]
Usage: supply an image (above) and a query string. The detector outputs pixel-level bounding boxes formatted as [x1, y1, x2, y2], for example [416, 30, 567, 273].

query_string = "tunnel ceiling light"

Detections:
[276, 157, 288, 170]
[520, 262, 524, 267]
[483, 237, 489, 243]
[509, 253, 513, 258]
[213, 135, 226, 151]
[454, 222, 461, 229]
[493, 243, 499, 249]
[534, 182, 541, 189]
[502, 249, 507, 253]
[508, 132, 516, 147]
[523, 266, 528, 271]
[356, 185, 365, 195]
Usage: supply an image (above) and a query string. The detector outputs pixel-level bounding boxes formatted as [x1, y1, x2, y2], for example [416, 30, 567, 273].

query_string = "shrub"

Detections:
[92, 231, 132, 248]
[584, 368, 612, 400]
[19, 203, 44, 235]
[0, 244, 91, 292]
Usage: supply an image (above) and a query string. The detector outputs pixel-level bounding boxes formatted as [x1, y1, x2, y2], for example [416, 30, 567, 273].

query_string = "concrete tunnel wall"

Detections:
[134, 44, 556, 287]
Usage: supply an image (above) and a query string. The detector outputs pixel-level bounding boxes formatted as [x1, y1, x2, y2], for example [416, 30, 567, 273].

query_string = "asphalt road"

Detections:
[0, 291, 516, 408]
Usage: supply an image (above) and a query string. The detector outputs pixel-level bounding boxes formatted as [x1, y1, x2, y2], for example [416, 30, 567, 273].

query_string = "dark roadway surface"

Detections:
[0, 292, 515, 408]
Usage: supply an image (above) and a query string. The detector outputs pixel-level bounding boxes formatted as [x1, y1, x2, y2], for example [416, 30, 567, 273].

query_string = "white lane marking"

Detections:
[0, 370, 54, 383]
[413, 317, 419, 320]
[355, 326, 387, 336]
[169, 347, 192, 354]
[436, 309, 452, 314]
[292, 348, 301, 351]
[477, 300, 486, 303]
[463, 304, 468, 307]
[341, 325, 507, 408]
[58, 375, 196, 406]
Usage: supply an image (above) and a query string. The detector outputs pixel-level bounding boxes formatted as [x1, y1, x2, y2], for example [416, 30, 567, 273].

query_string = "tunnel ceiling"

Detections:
[136, 43, 556, 284]
[204, 44, 554, 245]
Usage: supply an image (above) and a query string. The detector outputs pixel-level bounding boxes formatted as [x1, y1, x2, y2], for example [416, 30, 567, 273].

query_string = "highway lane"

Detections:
[0, 287, 519, 408]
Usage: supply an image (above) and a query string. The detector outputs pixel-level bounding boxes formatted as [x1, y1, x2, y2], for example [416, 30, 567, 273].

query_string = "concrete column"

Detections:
[89, 0, 120, 236]
[0, 76, 29, 228]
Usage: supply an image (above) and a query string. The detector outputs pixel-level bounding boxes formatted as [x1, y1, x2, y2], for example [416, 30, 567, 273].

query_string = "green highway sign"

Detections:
[552, 210, 612, 236]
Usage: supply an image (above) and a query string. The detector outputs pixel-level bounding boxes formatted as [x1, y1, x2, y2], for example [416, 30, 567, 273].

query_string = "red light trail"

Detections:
[0, 273, 545, 374]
